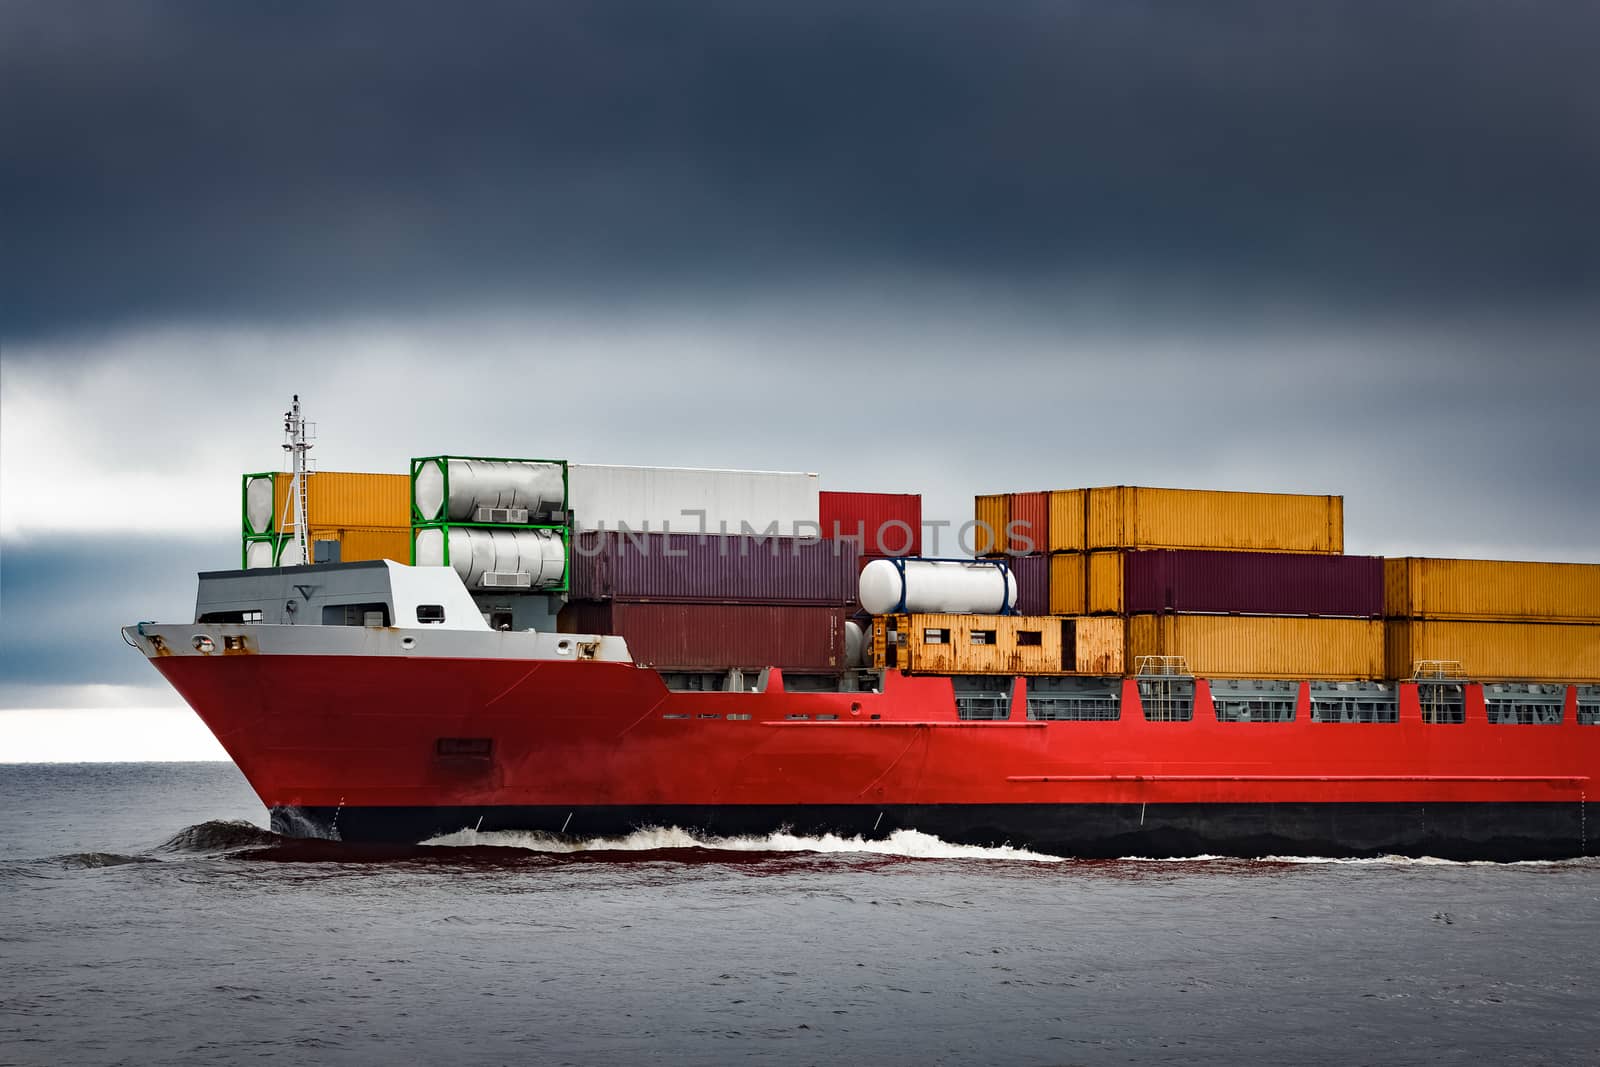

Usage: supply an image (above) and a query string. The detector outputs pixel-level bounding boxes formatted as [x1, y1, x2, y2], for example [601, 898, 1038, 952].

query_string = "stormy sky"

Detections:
[2, 2, 1598, 733]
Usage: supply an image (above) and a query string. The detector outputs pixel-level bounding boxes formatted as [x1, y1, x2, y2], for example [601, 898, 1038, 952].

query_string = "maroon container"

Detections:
[559, 601, 849, 670]
[820, 491, 922, 556]
[571, 530, 858, 604]
[1009, 554, 1049, 615]
[1122, 550, 1384, 617]
[1007, 492, 1050, 556]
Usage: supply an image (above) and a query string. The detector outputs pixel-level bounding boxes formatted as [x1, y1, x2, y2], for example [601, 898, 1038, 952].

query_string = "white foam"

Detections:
[422, 825, 1067, 863]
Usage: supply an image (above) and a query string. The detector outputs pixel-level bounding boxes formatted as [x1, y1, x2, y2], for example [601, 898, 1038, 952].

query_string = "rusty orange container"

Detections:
[973, 494, 1010, 556]
[1385, 619, 1600, 682]
[1126, 614, 1384, 680]
[1048, 489, 1087, 552]
[870, 614, 1122, 675]
[1384, 557, 1600, 623]
[1048, 554, 1087, 615]
[1086, 486, 1343, 553]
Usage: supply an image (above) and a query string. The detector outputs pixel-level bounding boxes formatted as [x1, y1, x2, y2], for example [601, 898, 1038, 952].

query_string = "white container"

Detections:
[859, 559, 1020, 616]
[413, 459, 566, 524]
[244, 539, 276, 569]
[566, 464, 819, 535]
[414, 527, 566, 590]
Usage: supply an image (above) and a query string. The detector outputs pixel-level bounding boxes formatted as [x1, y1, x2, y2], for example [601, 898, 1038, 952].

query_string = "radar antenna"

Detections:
[276, 395, 316, 566]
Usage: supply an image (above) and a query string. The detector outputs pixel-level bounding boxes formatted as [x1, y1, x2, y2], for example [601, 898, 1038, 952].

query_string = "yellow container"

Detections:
[274, 472, 411, 532]
[1384, 557, 1600, 623]
[1048, 554, 1087, 615]
[310, 526, 415, 564]
[1126, 614, 1384, 680]
[973, 494, 1010, 556]
[1086, 486, 1343, 553]
[1047, 489, 1086, 552]
[1385, 619, 1600, 682]
[1087, 550, 1124, 614]
[870, 614, 1123, 675]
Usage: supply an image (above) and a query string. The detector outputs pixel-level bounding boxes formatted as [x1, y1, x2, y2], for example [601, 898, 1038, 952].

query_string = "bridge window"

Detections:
[416, 604, 446, 624]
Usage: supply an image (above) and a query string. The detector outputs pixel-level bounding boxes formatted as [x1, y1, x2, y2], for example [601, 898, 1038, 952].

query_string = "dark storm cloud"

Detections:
[0, 533, 233, 689]
[4, 1, 1597, 339]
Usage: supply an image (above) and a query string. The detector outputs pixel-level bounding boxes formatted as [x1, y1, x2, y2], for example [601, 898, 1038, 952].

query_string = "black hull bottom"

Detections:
[270, 801, 1596, 862]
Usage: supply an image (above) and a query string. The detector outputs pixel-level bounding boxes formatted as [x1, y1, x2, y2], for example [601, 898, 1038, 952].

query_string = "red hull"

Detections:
[153, 655, 1596, 813]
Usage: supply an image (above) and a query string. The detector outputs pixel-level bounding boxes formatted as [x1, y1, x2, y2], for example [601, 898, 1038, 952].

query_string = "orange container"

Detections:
[1086, 486, 1343, 553]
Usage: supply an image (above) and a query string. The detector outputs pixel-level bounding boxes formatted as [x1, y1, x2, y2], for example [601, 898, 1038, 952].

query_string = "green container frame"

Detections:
[410, 522, 571, 593]
[241, 471, 279, 536]
[409, 455, 570, 526]
[241, 532, 300, 569]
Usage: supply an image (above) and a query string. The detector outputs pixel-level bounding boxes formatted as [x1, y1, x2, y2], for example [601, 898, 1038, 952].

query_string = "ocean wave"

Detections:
[156, 819, 283, 853]
[46, 852, 161, 869]
[422, 826, 1069, 863]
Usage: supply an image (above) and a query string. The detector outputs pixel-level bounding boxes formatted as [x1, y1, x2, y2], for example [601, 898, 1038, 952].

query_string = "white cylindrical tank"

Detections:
[414, 526, 566, 590]
[244, 539, 276, 569]
[244, 475, 275, 534]
[844, 619, 867, 667]
[414, 459, 565, 523]
[858, 558, 1019, 616]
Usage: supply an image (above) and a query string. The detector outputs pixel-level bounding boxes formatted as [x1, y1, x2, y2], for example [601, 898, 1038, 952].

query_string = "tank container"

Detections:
[414, 526, 567, 591]
[411, 456, 567, 524]
[859, 559, 1019, 616]
[569, 530, 857, 604]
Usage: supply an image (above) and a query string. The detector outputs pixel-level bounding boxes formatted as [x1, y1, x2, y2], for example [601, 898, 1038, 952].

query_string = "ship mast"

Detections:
[279, 395, 314, 566]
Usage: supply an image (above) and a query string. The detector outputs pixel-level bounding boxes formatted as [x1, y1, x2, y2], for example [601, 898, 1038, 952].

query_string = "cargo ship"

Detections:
[122, 400, 1600, 860]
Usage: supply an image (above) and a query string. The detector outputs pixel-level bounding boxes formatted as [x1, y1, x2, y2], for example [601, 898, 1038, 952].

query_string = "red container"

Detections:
[1008, 554, 1049, 615]
[571, 531, 858, 604]
[558, 601, 849, 670]
[1122, 550, 1384, 618]
[1007, 492, 1050, 556]
[820, 491, 922, 556]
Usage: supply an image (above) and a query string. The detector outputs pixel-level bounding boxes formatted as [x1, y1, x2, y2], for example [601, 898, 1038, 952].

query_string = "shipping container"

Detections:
[1385, 619, 1600, 683]
[1048, 553, 1087, 615]
[558, 601, 849, 671]
[309, 526, 414, 564]
[1384, 557, 1600, 623]
[1010, 554, 1049, 615]
[973, 494, 1009, 556]
[1126, 614, 1385, 680]
[870, 614, 1122, 675]
[566, 464, 819, 536]
[271, 472, 411, 532]
[1048, 489, 1087, 553]
[1085, 549, 1384, 617]
[1086, 486, 1344, 553]
[569, 530, 858, 604]
[820, 491, 922, 555]
[1007, 491, 1050, 556]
